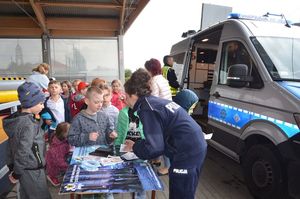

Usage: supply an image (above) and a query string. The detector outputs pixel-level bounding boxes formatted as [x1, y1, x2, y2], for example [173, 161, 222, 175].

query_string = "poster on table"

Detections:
[59, 146, 163, 194]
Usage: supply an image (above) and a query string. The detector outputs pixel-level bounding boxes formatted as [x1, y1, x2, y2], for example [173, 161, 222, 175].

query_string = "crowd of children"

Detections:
[3, 57, 202, 199]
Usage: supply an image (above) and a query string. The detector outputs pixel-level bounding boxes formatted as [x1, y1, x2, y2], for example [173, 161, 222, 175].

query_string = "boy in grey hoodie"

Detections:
[68, 86, 117, 199]
[68, 86, 118, 147]
[3, 82, 52, 199]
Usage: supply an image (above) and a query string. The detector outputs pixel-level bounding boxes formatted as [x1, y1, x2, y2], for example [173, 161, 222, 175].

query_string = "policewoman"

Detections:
[124, 68, 207, 199]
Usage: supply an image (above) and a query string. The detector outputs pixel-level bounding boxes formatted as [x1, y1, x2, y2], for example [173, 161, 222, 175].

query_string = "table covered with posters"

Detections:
[59, 145, 163, 197]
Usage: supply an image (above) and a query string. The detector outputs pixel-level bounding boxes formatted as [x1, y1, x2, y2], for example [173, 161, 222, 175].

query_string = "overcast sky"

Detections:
[123, 0, 300, 71]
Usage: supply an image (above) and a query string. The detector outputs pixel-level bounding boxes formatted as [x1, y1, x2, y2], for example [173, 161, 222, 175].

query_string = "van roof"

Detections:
[240, 19, 300, 38]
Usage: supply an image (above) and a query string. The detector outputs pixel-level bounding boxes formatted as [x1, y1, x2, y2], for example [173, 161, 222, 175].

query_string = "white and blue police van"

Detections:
[170, 13, 300, 199]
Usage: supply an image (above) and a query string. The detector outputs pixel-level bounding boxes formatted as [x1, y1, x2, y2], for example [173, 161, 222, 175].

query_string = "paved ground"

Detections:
[5, 146, 253, 199]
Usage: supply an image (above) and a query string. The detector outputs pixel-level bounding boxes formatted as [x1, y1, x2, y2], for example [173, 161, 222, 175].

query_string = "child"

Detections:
[71, 79, 81, 94]
[101, 84, 119, 129]
[61, 80, 72, 122]
[111, 79, 126, 110]
[115, 106, 146, 199]
[3, 82, 51, 198]
[115, 106, 145, 145]
[91, 77, 107, 89]
[173, 89, 199, 115]
[46, 122, 71, 187]
[70, 81, 89, 118]
[40, 80, 65, 139]
[68, 86, 118, 147]
[26, 63, 50, 93]
[67, 86, 117, 199]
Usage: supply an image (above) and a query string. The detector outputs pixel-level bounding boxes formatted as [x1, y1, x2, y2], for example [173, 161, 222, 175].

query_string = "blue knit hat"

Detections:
[173, 89, 199, 112]
[18, 82, 45, 108]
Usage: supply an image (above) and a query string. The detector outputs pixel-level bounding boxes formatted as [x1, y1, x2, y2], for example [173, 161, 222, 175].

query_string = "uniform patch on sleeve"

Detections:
[165, 102, 180, 113]
[173, 168, 188, 174]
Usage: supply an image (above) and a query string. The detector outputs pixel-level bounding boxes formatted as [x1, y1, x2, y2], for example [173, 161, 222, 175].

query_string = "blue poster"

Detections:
[59, 146, 163, 194]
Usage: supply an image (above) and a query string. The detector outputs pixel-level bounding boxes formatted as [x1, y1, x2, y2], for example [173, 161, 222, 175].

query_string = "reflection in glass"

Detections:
[50, 39, 119, 82]
[0, 39, 42, 77]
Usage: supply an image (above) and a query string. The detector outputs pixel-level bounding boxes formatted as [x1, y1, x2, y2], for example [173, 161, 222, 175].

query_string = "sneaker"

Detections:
[47, 175, 60, 187]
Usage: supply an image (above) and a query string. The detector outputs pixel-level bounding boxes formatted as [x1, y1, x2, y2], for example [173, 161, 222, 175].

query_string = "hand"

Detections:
[9, 173, 18, 184]
[89, 132, 99, 141]
[124, 139, 135, 152]
[45, 120, 52, 125]
[69, 146, 75, 152]
[109, 131, 118, 139]
[119, 94, 125, 101]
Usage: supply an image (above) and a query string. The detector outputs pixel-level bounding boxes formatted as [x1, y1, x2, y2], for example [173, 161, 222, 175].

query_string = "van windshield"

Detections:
[252, 37, 300, 81]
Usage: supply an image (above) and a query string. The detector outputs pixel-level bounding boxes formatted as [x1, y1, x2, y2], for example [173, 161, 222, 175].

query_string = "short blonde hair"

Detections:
[86, 86, 103, 99]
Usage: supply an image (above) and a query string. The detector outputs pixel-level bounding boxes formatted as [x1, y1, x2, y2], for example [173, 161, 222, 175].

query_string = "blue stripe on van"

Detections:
[277, 81, 300, 100]
[208, 101, 299, 138]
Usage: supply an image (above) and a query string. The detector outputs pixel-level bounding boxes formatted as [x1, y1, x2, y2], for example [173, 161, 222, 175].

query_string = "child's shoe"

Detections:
[47, 175, 60, 187]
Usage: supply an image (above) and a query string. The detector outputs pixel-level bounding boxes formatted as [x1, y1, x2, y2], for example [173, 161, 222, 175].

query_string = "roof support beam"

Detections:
[29, 0, 49, 35]
[50, 30, 117, 37]
[0, 17, 39, 29]
[0, 0, 29, 5]
[47, 18, 119, 31]
[37, 2, 124, 9]
[0, 28, 43, 37]
[119, 0, 127, 35]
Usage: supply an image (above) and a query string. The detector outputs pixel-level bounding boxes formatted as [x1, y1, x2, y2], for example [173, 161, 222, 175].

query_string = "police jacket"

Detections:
[132, 95, 207, 167]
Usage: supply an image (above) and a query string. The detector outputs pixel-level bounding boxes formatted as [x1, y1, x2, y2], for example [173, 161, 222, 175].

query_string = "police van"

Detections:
[170, 13, 300, 199]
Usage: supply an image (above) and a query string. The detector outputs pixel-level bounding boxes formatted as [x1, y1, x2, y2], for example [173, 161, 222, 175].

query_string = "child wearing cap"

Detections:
[70, 81, 89, 118]
[3, 82, 52, 199]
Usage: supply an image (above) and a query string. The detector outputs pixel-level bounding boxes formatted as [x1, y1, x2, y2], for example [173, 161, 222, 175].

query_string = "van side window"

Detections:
[219, 41, 263, 88]
[173, 53, 185, 65]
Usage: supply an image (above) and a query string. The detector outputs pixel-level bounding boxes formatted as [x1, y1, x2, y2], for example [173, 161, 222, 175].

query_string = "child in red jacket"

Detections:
[111, 79, 126, 110]
[46, 122, 71, 186]
[70, 81, 89, 118]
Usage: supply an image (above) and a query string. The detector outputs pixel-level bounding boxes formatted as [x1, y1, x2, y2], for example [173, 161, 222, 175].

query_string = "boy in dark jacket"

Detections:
[124, 69, 207, 199]
[3, 82, 52, 199]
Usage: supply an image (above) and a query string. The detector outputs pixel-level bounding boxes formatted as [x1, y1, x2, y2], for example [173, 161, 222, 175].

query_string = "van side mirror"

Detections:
[227, 64, 252, 88]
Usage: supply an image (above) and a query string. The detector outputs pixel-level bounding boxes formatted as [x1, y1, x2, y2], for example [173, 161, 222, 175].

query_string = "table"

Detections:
[59, 145, 163, 198]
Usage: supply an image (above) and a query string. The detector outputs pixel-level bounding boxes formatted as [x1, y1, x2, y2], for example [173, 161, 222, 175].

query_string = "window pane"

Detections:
[219, 41, 252, 84]
[254, 37, 300, 80]
[50, 39, 119, 82]
[0, 39, 42, 76]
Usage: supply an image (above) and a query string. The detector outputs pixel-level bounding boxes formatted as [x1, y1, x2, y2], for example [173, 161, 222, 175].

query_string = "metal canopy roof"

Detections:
[0, 0, 149, 37]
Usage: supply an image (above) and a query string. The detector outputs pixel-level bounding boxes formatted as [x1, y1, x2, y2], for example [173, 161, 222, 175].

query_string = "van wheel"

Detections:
[242, 144, 287, 199]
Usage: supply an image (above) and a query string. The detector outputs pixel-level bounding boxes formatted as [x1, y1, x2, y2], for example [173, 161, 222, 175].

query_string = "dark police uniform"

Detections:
[132, 95, 207, 199]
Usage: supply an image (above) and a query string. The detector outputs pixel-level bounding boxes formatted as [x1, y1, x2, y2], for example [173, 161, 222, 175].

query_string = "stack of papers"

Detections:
[121, 152, 139, 161]
[100, 155, 124, 166]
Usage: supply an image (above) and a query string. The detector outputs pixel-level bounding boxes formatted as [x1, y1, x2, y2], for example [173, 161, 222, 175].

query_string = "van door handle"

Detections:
[212, 92, 220, 98]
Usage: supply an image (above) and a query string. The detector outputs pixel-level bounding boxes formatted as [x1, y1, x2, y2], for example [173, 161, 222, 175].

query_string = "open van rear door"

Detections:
[170, 37, 193, 88]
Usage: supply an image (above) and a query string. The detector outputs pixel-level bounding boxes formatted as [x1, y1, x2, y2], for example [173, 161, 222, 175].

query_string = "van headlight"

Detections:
[294, 113, 300, 129]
